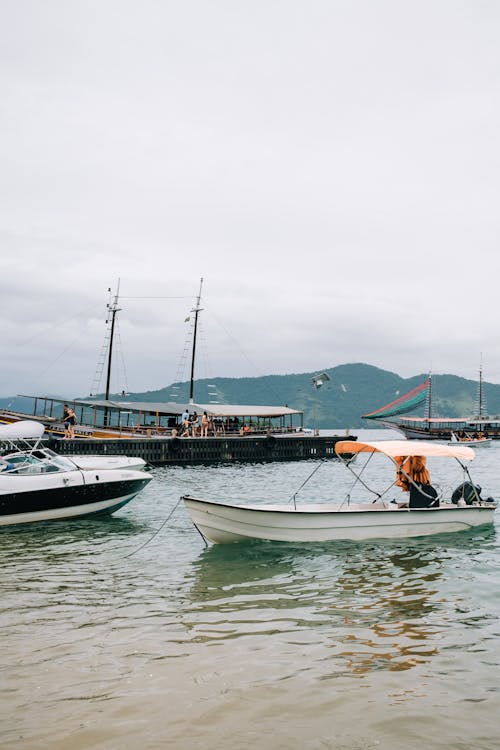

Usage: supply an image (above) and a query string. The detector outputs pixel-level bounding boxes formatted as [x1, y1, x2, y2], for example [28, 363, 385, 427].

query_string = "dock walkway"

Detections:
[48, 434, 354, 465]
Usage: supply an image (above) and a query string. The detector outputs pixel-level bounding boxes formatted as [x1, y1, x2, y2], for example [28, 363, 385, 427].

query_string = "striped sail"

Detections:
[363, 379, 430, 419]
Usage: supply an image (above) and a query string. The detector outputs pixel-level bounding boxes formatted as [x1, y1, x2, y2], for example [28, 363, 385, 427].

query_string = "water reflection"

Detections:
[1, 449, 499, 749]
[0, 516, 152, 567]
[185, 529, 497, 677]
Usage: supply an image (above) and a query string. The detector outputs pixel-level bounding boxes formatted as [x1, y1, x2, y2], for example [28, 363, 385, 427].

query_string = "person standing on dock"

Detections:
[190, 411, 199, 436]
[64, 407, 77, 439]
[62, 404, 70, 439]
[201, 411, 209, 437]
[181, 412, 190, 437]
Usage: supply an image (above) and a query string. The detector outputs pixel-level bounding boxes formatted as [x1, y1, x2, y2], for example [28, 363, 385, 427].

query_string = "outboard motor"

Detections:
[451, 482, 482, 505]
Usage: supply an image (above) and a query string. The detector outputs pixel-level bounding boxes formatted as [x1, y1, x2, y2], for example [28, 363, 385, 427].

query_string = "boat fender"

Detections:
[265, 435, 276, 450]
[451, 482, 482, 505]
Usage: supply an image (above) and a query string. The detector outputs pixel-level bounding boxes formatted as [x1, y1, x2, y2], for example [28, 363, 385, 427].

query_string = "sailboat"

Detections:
[363, 366, 500, 441]
[1, 280, 314, 445]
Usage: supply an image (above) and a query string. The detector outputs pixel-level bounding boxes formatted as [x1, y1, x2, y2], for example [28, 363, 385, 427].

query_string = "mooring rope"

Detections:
[123, 497, 182, 558]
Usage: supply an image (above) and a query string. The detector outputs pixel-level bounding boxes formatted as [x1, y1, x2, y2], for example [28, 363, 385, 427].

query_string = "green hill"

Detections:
[110, 363, 498, 429]
[1, 363, 496, 429]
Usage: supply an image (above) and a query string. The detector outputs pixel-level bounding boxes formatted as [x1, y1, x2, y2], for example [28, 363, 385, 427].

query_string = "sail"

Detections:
[362, 379, 430, 420]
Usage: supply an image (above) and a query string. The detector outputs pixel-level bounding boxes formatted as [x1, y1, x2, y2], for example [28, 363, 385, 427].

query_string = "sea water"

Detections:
[1, 429, 500, 750]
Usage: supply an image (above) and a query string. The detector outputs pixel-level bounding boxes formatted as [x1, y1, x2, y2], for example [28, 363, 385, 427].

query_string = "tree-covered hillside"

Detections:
[108, 364, 500, 429]
[1, 363, 498, 428]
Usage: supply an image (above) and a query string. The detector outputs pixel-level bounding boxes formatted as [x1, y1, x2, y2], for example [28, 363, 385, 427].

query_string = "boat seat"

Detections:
[409, 482, 439, 508]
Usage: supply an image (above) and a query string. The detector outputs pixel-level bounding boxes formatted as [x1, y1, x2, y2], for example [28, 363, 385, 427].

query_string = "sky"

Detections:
[1, 0, 499, 398]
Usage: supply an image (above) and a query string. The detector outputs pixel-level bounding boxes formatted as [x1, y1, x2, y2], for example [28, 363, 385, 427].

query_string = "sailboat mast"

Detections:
[189, 277, 203, 405]
[104, 281, 121, 425]
[426, 374, 432, 422]
[478, 359, 484, 417]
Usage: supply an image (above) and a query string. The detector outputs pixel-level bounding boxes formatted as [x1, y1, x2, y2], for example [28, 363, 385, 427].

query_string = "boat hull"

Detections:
[376, 420, 500, 442]
[67, 455, 148, 471]
[0, 472, 151, 526]
[447, 439, 491, 448]
[182, 497, 496, 544]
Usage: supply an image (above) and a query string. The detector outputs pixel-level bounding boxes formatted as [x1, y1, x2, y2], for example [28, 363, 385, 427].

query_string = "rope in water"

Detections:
[123, 497, 183, 558]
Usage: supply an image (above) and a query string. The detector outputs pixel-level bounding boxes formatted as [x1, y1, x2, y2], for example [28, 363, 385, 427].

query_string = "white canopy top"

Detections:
[21, 395, 302, 419]
[335, 440, 475, 461]
[0, 420, 45, 439]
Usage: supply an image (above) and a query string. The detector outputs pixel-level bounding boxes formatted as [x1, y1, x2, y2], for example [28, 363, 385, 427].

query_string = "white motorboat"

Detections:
[0, 421, 151, 526]
[0, 421, 148, 470]
[182, 440, 496, 544]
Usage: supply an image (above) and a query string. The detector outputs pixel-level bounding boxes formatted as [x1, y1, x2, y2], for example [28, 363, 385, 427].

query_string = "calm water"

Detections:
[2, 430, 500, 750]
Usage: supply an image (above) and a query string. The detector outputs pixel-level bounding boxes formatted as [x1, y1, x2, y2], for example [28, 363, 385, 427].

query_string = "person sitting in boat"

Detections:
[395, 455, 438, 508]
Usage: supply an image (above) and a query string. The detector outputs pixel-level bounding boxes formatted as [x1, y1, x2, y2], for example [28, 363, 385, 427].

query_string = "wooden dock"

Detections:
[47, 433, 355, 465]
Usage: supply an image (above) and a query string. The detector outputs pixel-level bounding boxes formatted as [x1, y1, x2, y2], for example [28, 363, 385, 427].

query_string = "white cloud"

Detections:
[0, 0, 499, 396]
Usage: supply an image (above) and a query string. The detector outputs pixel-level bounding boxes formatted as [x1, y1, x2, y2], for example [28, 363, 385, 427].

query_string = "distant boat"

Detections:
[449, 432, 491, 448]
[362, 368, 500, 441]
[182, 440, 496, 544]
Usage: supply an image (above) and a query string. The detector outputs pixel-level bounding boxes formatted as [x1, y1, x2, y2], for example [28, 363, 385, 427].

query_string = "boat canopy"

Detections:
[73, 399, 301, 418]
[335, 440, 475, 461]
[0, 420, 45, 439]
[18, 395, 301, 418]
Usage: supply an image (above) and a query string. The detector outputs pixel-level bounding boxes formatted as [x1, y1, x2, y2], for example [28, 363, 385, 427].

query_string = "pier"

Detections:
[47, 433, 354, 465]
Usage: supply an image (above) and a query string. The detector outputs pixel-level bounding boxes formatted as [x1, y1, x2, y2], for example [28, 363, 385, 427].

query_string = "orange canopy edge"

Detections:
[335, 440, 475, 461]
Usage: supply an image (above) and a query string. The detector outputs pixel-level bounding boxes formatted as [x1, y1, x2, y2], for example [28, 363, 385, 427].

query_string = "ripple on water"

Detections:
[1, 440, 500, 749]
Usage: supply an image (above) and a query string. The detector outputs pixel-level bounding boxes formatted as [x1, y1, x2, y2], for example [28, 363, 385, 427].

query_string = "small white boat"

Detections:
[449, 432, 491, 448]
[0, 421, 151, 526]
[182, 440, 496, 544]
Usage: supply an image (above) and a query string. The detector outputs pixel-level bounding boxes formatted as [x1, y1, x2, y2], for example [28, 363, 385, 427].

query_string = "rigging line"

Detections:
[11, 301, 103, 349]
[36, 324, 93, 378]
[120, 296, 193, 300]
[123, 497, 183, 558]
[206, 309, 286, 403]
[113, 319, 129, 395]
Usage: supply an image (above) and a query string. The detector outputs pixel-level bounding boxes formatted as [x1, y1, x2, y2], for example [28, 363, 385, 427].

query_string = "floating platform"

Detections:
[46, 433, 355, 465]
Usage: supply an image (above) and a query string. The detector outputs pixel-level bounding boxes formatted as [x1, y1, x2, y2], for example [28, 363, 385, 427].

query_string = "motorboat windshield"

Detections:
[0, 451, 76, 474]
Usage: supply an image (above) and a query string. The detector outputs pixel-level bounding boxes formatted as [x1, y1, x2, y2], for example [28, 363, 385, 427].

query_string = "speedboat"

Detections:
[0, 421, 151, 526]
[31, 447, 147, 472]
[0, 420, 147, 470]
[182, 440, 496, 544]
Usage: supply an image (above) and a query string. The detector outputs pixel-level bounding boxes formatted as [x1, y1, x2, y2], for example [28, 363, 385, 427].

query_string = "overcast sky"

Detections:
[1, 1, 499, 398]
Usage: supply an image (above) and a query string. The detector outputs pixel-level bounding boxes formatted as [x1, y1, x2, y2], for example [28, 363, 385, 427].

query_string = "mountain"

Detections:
[1, 364, 497, 428]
